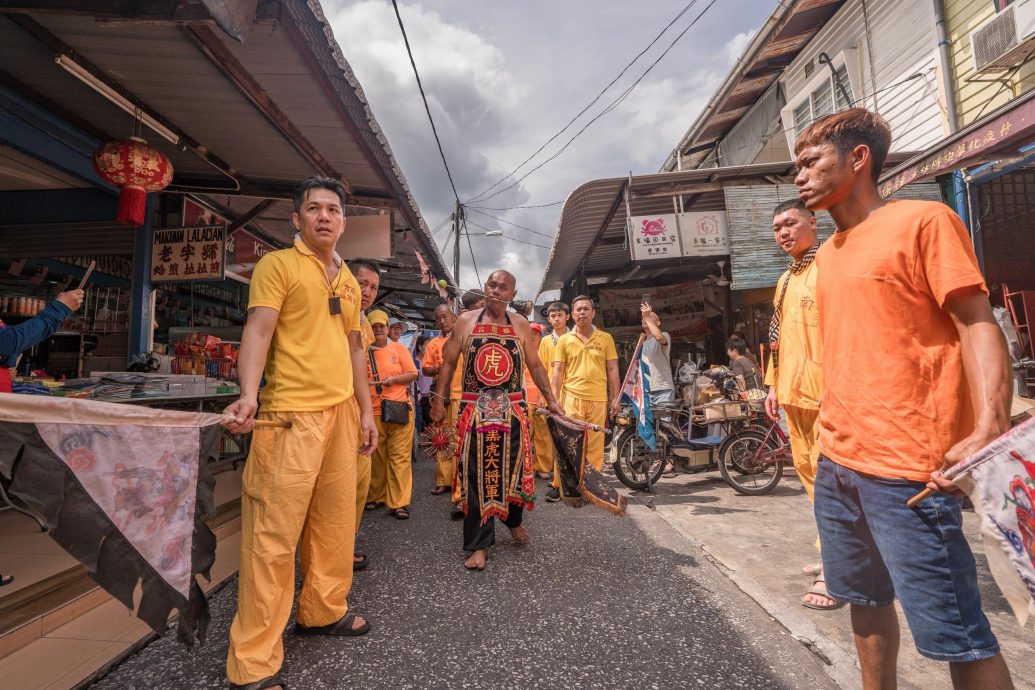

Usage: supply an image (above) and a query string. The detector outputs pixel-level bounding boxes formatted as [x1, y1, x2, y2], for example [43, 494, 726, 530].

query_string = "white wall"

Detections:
[780, 0, 948, 154]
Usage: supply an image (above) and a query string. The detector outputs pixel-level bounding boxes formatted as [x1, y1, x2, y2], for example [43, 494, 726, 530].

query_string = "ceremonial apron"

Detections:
[454, 311, 535, 523]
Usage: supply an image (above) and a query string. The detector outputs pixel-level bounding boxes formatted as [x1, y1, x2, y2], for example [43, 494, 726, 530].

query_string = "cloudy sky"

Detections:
[326, 0, 774, 300]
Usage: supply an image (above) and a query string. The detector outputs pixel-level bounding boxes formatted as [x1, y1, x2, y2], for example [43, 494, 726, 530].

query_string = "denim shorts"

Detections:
[814, 456, 1000, 662]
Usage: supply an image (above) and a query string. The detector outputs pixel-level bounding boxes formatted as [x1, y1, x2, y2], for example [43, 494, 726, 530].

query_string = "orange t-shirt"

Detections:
[367, 341, 417, 413]
[815, 199, 987, 482]
[423, 333, 462, 400]
[524, 367, 541, 406]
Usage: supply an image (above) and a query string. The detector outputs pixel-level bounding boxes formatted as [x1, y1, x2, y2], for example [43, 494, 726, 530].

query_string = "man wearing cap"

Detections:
[347, 258, 380, 573]
[364, 309, 418, 518]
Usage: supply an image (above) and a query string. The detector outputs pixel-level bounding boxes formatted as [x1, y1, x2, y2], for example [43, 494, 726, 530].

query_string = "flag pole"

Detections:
[617, 334, 647, 406]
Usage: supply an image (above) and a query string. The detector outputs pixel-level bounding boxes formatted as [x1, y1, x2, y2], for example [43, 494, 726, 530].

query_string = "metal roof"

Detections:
[538, 161, 799, 294]
[661, 0, 847, 172]
[0, 0, 449, 320]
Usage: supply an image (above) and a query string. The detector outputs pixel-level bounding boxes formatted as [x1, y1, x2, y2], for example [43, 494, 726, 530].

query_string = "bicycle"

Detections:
[717, 411, 790, 495]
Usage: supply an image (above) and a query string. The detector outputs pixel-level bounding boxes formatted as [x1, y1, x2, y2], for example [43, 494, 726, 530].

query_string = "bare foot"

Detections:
[464, 549, 487, 570]
[509, 525, 530, 543]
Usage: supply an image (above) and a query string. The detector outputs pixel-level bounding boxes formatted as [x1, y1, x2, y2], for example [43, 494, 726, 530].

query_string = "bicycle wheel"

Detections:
[718, 429, 783, 495]
[611, 427, 667, 491]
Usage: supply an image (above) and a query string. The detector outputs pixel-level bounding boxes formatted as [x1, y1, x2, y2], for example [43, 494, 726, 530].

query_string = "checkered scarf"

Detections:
[768, 244, 819, 367]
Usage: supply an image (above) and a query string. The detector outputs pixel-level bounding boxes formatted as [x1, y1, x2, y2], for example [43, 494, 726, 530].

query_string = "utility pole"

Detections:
[452, 200, 462, 312]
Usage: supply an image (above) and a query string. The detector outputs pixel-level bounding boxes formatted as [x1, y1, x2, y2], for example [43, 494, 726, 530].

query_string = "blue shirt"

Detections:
[0, 301, 72, 367]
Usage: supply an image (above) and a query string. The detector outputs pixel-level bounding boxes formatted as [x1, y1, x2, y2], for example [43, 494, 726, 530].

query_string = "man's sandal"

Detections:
[293, 613, 371, 637]
[801, 579, 845, 611]
[364, 501, 382, 511]
[0, 573, 13, 587]
[353, 553, 368, 571]
[801, 563, 823, 577]
[390, 507, 410, 520]
[228, 674, 285, 690]
[430, 486, 449, 495]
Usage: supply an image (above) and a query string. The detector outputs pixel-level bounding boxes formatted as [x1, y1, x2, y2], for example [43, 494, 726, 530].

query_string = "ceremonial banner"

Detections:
[947, 416, 1035, 625]
[619, 339, 656, 451]
[547, 413, 627, 516]
[0, 395, 219, 646]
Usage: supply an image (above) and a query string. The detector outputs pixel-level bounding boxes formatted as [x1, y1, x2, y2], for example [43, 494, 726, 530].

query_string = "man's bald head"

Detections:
[488, 270, 516, 289]
[434, 303, 456, 333]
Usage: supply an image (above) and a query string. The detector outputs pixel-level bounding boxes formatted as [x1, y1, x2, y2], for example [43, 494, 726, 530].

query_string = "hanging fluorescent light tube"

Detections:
[55, 54, 181, 146]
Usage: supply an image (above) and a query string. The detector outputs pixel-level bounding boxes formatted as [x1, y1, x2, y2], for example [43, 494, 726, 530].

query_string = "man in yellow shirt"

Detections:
[533, 302, 570, 480]
[764, 199, 834, 611]
[348, 258, 380, 572]
[421, 304, 462, 495]
[547, 295, 619, 502]
[222, 178, 378, 690]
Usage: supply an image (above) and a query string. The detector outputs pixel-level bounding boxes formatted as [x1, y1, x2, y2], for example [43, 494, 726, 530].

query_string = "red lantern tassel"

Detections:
[116, 185, 148, 226]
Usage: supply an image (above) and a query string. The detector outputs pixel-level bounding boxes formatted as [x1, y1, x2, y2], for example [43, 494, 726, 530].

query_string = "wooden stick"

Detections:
[906, 487, 932, 507]
[534, 407, 602, 432]
[77, 261, 96, 290]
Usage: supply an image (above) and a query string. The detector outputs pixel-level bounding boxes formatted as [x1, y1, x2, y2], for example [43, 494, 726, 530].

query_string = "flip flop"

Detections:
[228, 674, 285, 690]
[801, 563, 823, 577]
[802, 579, 845, 611]
[353, 553, 368, 571]
[293, 613, 370, 637]
[391, 507, 410, 520]
[364, 501, 383, 511]
[662, 464, 677, 478]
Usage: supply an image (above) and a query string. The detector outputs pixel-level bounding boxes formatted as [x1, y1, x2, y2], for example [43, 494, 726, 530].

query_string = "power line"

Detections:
[390, 0, 461, 203]
[464, 206, 554, 239]
[474, 0, 720, 205]
[468, 200, 565, 211]
[464, 0, 703, 205]
[460, 214, 481, 285]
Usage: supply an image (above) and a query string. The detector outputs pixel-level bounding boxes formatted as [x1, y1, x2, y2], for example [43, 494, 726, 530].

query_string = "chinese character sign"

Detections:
[678, 211, 729, 257]
[629, 214, 681, 261]
[151, 226, 227, 282]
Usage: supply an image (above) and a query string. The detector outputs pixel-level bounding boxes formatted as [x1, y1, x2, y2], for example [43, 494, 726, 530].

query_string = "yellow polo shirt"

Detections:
[764, 261, 822, 410]
[553, 327, 618, 402]
[249, 238, 361, 411]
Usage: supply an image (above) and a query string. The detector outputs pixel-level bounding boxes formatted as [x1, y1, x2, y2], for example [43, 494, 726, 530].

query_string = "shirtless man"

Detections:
[430, 270, 563, 570]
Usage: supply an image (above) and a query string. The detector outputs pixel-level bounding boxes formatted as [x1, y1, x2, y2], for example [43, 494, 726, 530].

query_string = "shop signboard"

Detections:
[599, 280, 710, 341]
[628, 213, 680, 261]
[151, 225, 226, 282]
[226, 229, 276, 283]
[678, 211, 729, 256]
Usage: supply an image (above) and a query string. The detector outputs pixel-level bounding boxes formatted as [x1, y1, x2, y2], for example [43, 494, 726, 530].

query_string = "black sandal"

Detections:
[293, 613, 371, 637]
[353, 553, 368, 571]
[391, 507, 410, 520]
[0, 573, 12, 587]
[364, 501, 382, 511]
[228, 674, 285, 690]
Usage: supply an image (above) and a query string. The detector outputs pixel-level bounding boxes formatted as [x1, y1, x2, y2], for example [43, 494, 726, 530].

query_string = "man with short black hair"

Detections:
[347, 258, 380, 572]
[532, 301, 570, 480]
[223, 177, 377, 690]
[796, 108, 1013, 689]
[547, 296, 619, 502]
[763, 201, 835, 610]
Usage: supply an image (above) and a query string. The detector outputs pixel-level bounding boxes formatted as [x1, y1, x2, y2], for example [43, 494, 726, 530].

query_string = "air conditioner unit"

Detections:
[971, 0, 1035, 73]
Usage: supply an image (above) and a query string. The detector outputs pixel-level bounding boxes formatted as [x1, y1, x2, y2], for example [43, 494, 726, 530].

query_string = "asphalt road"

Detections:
[91, 455, 838, 690]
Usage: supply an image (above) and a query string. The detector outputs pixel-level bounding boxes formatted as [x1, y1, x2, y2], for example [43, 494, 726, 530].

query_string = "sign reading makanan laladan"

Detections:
[629, 211, 729, 261]
[151, 225, 227, 282]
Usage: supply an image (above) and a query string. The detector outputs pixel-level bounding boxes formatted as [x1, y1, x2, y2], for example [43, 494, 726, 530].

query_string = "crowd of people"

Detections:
[214, 104, 1014, 690]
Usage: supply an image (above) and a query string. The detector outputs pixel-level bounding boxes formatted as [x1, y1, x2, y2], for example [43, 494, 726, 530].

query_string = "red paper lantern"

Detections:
[92, 137, 173, 226]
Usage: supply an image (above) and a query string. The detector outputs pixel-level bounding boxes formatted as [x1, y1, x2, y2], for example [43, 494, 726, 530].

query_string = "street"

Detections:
[91, 456, 836, 690]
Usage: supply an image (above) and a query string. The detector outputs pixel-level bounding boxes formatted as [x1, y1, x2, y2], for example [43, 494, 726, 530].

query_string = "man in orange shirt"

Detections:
[524, 322, 553, 478]
[422, 304, 461, 495]
[795, 109, 1012, 689]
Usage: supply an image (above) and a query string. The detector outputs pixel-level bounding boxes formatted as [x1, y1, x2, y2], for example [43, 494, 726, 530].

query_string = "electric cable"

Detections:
[464, 206, 554, 239]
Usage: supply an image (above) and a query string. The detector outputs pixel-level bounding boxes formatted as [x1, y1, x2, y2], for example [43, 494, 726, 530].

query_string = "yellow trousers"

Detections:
[436, 400, 460, 489]
[369, 413, 415, 509]
[553, 393, 607, 488]
[531, 405, 553, 474]
[785, 405, 821, 552]
[355, 452, 370, 531]
[227, 398, 359, 685]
